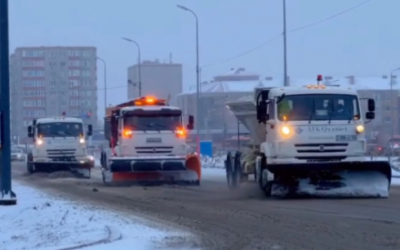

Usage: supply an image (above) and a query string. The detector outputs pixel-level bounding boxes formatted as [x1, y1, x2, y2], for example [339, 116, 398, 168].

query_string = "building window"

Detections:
[22, 61, 44, 67]
[23, 90, 45, 97]
[80, 100, 91, 106]
[69, 80, 79, 87]
[384, 117, 391, 122]
[70, 100, 79, 106]
[69, 90, 79, 96]
[22, 50, 44, 57]
[69, 60, 80, 67]
[82, 70, 90, 77]
[23, 80, 44, 87]
[81, 60, 90, 66]
[81, 80, 91, 86]
[68, 50, 80, 57]
[22, 70, 44, 77]
[68, 70, 80, 76]
[82, 50, 92, 57]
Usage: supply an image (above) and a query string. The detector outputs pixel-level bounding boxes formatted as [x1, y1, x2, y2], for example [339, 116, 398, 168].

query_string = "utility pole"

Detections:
[96, 57, 107, 110]
[177, 4, 201, 154]
[283, 0, 288, 86]
[122, 38, 142, 96]
[0, 0, 17, 205]
[390, 67, 400, 159]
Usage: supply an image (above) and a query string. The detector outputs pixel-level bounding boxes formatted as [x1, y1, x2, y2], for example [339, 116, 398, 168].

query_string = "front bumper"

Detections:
[33, 156, 94, 168]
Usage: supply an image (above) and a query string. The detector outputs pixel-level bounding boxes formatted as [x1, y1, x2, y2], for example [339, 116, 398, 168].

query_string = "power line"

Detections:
[288, 0, 372, 33]
[200, 0, 373, 69]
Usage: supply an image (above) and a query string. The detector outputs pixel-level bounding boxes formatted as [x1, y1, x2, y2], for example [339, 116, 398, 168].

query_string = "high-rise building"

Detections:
[127, 59, 182, 105]
[10, 46, 98, 142]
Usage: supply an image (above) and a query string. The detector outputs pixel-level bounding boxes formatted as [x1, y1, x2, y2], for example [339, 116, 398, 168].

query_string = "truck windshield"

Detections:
[278, 94, 360, 121]
[37, 122, 83, 137]
[124, 115, 181, 131]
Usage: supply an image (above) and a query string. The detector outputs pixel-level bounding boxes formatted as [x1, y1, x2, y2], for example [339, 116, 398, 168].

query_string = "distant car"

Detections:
[11, 148, 26, 162]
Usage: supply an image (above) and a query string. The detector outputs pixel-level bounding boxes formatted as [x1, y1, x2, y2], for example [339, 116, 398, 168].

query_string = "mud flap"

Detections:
[267, 161, 392, 198]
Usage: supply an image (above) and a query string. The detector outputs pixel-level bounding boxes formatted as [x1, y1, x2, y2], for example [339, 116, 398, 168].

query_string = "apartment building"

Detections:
[10, 46, 98, 142]
[127, 59, 182, 106]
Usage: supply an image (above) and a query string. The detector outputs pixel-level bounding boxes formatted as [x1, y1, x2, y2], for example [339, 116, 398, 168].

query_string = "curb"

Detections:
[57, 225, 122, 250]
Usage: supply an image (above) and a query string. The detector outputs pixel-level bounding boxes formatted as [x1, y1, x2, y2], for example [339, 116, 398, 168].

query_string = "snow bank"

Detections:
[200, 155, 225, 169]
[0, 182, 196, 250]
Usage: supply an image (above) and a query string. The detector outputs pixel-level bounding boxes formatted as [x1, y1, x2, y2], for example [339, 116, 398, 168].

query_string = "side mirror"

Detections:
[87, 124, 93, 136]
[28, 125, 34, 138]
[368, 99, 375, 112]
[187, 115, 194, 130]
[366, 111, 375, 120]
[256, 100, 270, 123]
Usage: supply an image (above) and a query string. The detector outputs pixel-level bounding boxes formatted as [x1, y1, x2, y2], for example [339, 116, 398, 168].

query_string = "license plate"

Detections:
[146, 138, 162, 143]
[336, 135, 356, 141]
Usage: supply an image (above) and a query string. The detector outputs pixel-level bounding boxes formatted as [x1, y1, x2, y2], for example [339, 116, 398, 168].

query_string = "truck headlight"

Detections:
[281, 125, 291, 135]
[79, 138, 85, 144]
[36, 138, 43, 146]
[356, 125, 364, 133]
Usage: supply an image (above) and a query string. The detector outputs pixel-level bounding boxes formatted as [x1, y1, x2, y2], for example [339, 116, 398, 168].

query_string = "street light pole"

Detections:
[0, 0, 17, 205]
[177, 4, 201, 153]
[96, 57, 107, 110]
[390, 67, 400, 157]
[283, 0, 288, 86]
[122, 37, 142, 97]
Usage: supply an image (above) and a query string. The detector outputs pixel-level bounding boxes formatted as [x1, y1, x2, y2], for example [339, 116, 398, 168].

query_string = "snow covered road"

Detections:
[0, 181, 199, 250]
[9, 159, 400, 250]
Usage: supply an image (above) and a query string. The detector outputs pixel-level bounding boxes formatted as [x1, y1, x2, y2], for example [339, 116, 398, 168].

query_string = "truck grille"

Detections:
[135, 146, 173, 154]
[46, 149, 76, 158]
[294, 143, 348, 153]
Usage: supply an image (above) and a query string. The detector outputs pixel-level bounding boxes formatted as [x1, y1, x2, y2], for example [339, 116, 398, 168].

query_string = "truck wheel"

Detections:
[27, 162, 35, 174]
[259, 157, 272, 197]
[226, 152, 237, 188]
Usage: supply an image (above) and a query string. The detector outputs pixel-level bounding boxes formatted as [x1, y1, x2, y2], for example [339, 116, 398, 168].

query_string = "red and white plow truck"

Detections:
[100, 96, 201, 185]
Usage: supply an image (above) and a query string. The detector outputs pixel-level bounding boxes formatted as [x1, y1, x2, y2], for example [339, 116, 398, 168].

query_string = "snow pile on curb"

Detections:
[201, 155, 225, 169]
[0, 184, 111, 250]
[0, 182, 195, 250]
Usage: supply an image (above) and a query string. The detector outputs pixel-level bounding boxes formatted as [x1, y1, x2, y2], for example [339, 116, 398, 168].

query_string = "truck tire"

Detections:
[27, 154, 35, 174]
[27, 162, 35, 174]
[226, 152, 239, 188]
[258, 156, 272, 197]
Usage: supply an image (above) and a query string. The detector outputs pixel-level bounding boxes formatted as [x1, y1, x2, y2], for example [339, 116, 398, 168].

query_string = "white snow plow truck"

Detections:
[27, 116, 94, 178]
[225, 77, 392, 198]
[100, 96, 201, 185]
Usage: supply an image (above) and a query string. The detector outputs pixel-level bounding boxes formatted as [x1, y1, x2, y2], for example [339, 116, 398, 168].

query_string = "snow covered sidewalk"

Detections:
[0, 182, 196, 250]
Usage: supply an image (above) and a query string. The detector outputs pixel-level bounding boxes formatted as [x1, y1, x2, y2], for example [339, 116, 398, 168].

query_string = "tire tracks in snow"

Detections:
[56, 225, 122, 250]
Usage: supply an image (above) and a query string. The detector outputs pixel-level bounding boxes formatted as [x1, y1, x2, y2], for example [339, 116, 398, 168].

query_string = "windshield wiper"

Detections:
[347, 114, 353, 124]
[308, 99, 315, 124]
[327, 111, 332, 124]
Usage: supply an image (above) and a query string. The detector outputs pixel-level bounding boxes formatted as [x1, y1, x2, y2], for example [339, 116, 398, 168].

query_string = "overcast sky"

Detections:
[8, 0, 400, 117]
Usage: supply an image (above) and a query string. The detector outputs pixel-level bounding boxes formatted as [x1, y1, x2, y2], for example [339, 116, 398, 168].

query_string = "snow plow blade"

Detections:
[102, 154, 201, 186]
[268, 160, 392, 198]
[27, 162, 92, 179]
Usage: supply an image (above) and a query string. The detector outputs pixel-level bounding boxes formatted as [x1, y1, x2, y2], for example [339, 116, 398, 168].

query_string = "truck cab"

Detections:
[104, 96, 194, 158]
[101, 96, 200, 185]
[27, 116, 94, 178]
[255, 84, 375, 165]
[225, 79, 391, 197]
